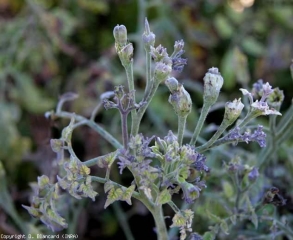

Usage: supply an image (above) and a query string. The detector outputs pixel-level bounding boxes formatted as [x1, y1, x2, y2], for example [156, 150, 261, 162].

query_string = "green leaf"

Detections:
[214, 14, 233, 39]
[50, 139, 64, 153]
[37, 175, 50, 189]
[80, 164, 91, 175]
[222, 180, 234, 199]
[104, 181, 114, 193]
[104, 188, 123, 209]
[206, 210, 222, 223]
[203, 232, 215, 240]
[221, 49, 236, 90]
[170, 212, 185, 228]
[177, 167, 189, 183]
[220, 220, 229, 235]
[241, 37, 265, 56]
[156, 189, 171, 205]
[230, 215, 237, 225]
[61, 116, 75, 143]
[121, 185, 135, 205]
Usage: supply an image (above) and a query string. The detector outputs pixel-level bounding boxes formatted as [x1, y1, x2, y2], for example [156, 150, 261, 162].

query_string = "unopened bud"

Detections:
[118, 43, 134, 66]
[113, 25, 127, 46]
[165, 77, 179, 93]
[168, 84, 192, 117]
[154, 62, 172, 83]
[248, 167, 259, 182]
[203, 67, 223, 105]
[142, 18, 155, 49]
[224, 98, 244, 125]
[267, 88, 284, 108]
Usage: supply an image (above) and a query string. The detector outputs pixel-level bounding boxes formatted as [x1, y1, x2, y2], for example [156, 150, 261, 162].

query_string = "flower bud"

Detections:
[142, 18, 155, 49]
[164, 130, 178, 145]
[267, 87, 284, 108]
[248, 167, 259, 182]
[154, 62, 172, 83]
[118, 43, 134, 66]
[223, 98, 244, 125]
[180, 181, 200, 203]
[165, 77, 179, 93]
[203, 67, 223, 105]
[113, 24, 127, 46]
[168, 84, 192, 117]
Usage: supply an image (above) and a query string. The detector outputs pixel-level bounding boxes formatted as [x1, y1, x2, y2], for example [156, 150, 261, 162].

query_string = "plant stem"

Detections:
[196, 121, 229, 152]
[125, 63, 137, 132]
[190, 102, 211, 146]
[178, 116, 187, 146]
[113, 202, 135, 240]
[144, 47, 152, 98]
[90, 102, 103, 121]
[276, 100, 293, 136]
[151, 206, 168, 240]
[121, 112, 129, 148]
[53, 111, 122, 149]
[131, 81, 160, 136]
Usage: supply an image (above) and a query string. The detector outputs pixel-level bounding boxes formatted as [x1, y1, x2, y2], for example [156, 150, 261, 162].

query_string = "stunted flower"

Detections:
[171, 40, 187, 72]
[223, 98, 244, 125]
[240, 81, 281, 116]
[150, 45, 169, 62]
[226, 125, 267, 148]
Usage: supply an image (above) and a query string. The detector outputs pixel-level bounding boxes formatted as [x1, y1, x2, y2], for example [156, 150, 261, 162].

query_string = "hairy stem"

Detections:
[178, 116, 187, 146]
[131, 81, 160, 136]
[196, 121, 230, 152]
[121, 112, 129, 148]
[190, 102, 211, 146]
[113, 202, 135, 240]
[53, 111, 122, 149]
[151, 206, 168, 240]
[125, 63, 137, 133]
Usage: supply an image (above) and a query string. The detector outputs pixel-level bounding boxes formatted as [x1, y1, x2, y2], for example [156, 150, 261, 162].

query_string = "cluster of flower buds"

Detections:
[152, 131, 209, 203]
[225, 125, 267, 148]
[240, 81, 281, 117]
[171, 209, 194, 240]
[57, 155, 97, 201]
[113, 25, 133, 67]
[103, 85, 144, 114]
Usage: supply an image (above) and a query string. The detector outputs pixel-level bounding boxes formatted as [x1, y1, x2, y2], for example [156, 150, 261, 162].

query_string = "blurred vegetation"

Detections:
[0, 0, 292, 239]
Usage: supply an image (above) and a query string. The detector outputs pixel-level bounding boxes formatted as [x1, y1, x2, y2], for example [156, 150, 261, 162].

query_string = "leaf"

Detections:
[37, 175, 50, 189]
[50, 139, 64, 153]
[121, 185, 135, 205]
[220, 220, 229, 235]
[104, 181, 114, 193]
[206, 210, 222, 223]
[241, 37, 265, 56]
[214, 14, 233, 39]
[104, 188, 123, 209]
[80, 164, 90, 175]
[221, 49, 236, 90]
[230, 215, 237, 225]
[202, 232, 215, 240]
[170, 212, 185, 228]
[61, 116, 75, 143]
[156, 189, 171, 205]
[222, 180, 234, 199]
[57, 175, 69, 190]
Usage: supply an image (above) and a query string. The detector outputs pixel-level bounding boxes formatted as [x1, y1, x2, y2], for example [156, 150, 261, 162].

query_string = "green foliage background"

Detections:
[0, 0, 292, 239]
